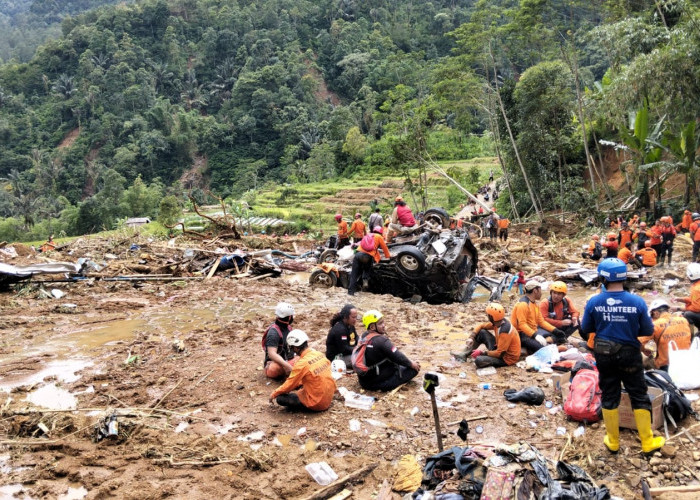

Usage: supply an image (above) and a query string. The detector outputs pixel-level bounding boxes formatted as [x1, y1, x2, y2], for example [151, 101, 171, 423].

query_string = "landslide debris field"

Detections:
[1, 227, 699, 499]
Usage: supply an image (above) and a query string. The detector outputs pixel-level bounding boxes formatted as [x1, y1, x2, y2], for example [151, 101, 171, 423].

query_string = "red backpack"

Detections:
[564, 369, 602, 422]
[261, 323, 283, 351]
[360, 233, 376, 252]
[351, 332, 380, 375]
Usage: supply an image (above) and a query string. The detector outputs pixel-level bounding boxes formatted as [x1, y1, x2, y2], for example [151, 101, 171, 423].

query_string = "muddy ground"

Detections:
[1, 227, 699, 499]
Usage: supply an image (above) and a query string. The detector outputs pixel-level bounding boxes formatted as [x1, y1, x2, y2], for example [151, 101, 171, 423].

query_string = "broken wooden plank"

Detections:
[206, 258, 221, 279]
[327, 489, 352, 500]
[301, 463, 378, 500]
[649, 484, 700, 496]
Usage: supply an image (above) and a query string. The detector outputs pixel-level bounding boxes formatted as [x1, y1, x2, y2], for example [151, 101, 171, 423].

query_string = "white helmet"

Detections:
[648, 299, 669, 315]
[687, 263, 700, 281]
[286, 329, 308, 347]
[330, 359, 346, 380]
[275, 302, 295, 318]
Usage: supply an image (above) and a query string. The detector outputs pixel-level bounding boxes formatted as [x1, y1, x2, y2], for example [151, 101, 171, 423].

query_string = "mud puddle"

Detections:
[26, 383, 78, 410]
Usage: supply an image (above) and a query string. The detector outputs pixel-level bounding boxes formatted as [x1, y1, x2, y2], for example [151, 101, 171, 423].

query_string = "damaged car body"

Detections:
[309, 208, 482, 304]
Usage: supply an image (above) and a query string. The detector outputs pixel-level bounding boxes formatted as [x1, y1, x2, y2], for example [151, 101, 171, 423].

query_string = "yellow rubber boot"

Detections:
[601, 408, 620, 452]
[634, 409, 665, 454]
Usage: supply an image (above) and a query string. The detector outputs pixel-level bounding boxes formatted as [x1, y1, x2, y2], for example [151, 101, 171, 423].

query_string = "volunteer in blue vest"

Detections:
[269, 329, 336, 411]
[353, 310, 420, 391]
[325, 303, 358, 366]
[539, 281, 581, 341]
[347, 226, 391, 296]
[581, 258, 664, 454]
[263, 302, 297, 379]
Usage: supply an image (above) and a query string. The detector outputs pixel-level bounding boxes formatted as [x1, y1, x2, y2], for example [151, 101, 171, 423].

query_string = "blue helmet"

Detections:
[597, 258, 627, 282]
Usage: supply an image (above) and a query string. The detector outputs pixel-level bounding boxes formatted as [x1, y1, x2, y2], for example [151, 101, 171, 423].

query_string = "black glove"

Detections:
[552, 328, 567, 343]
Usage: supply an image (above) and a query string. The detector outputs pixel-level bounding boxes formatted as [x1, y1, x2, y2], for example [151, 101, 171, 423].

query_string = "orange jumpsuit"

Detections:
[618, 246, 633, 264]
[349, 219, 366, 239]
[639, 312, 692, 369]
[678, 280, 700, 313]
[270, 348, 336, 411]
[635, 247, 657, 267]
[472, 321, 521, 366]
[337, 220, 349, 239]
[358, 234, 391, 263]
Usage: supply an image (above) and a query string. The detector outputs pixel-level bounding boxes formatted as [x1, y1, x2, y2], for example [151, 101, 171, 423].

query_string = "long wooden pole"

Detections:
[301, 463, 378, 500]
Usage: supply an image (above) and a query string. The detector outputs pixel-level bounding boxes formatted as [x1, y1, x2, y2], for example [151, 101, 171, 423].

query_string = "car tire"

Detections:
[393, 245, 426, 275]
[319, 249, 338, 263]
[424, 207, 450, 228]
[309, 269, 338, 287]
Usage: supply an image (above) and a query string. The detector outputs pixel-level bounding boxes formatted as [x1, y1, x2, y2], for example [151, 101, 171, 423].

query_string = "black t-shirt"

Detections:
[358, 332, 412, 383]
[264, 321, 292, 364]
[325, 321, 358, 360]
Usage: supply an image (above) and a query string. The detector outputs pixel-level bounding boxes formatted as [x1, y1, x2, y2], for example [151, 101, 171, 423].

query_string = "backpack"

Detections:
[644, 369, 698, 428]
[360, 233, 376, 252]
[592, 242, 602, 259]
[564, 369, 602, 422]
[261, 323, 283, 351]
[351, 332, 381, 375]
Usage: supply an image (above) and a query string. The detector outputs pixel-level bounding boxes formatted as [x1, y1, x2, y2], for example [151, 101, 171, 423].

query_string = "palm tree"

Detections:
[52, 74, 76, 99]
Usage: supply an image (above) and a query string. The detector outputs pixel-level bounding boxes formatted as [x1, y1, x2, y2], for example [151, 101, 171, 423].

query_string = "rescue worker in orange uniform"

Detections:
[649, 220, 663, 256]
[658, 216, 677, 266]
[582, 234, 602, 260]
[511, 281, 567, 352]
[618, 241, 640, 268]
[673, 262, 700, 332]
[628, 213, 640, 229]
[348, 226, 391, 296]
[497, 216, 511, 241]
[602, 233, 619, 258]
[639, 300, 692, 372]
[618, 223, 633, 249]
[679, 210, 692, 233]
[38, 234, 56, 253]
[635, 240, 657, 267]
[689, 213, 700, 262]
[270, 330, 336, 411]
[539, 281, 581, 341]
[335, 214, 350, 249]
[635, 221, 649, 250]
[349, 212, 367, 240]
[455, 303, 521, 369]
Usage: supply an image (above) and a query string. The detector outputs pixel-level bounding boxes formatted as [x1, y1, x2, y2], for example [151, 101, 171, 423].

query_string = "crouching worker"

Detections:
[467, 303, 521, 368]
[353, 310, 420, 391]
[325, 303, 358, 366]
[263, 302, 297, 379]
[511, 281, 568, 353]
[539, 281, 581, 341]
[640, 300, 692, 371]
[269, 330, 336, 411]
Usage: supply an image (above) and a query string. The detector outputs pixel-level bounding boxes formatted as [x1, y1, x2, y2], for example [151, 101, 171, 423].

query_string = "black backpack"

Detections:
[644, 369, 698, 429]
[592, 241, 603, 259]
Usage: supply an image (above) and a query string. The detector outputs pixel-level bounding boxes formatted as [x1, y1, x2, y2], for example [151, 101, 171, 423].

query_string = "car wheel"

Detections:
[393, 245, 426, 275]
[309, 269, 338, 287]
[319, 249, 338, 263]
[424, 208, 450, 228]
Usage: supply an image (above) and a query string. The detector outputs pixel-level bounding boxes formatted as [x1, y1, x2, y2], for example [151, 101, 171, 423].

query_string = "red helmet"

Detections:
[355, 213, 362, 218]
[334, 214, 342, 222]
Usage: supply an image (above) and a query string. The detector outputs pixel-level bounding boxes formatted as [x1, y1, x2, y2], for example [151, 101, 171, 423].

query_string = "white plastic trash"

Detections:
[305, 462, 338, 486]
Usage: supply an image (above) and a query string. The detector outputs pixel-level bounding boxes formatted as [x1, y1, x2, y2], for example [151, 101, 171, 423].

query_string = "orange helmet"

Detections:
[592, 234, 600, 241]
[485, 303, 506, 323]
[395, 196, 404, 203]
[660, 216, 670, 224]
[550, 281, 568, 294]
[645, 240, 652, 247]
[607, 233, 616, 240]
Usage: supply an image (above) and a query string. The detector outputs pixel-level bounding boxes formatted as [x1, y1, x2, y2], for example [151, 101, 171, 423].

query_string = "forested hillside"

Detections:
[0, 0, 698, 241]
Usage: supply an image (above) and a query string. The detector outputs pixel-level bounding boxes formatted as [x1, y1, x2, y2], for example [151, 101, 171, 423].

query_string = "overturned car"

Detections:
[309, 208, 480, 304]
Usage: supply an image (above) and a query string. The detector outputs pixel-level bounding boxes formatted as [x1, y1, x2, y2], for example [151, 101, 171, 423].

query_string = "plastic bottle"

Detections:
[478, 383, 491, 390]
[476, 366, 497, 377]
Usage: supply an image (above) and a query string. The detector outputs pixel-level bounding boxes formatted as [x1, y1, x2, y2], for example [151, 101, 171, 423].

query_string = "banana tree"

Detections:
[618, 102, 665, 209]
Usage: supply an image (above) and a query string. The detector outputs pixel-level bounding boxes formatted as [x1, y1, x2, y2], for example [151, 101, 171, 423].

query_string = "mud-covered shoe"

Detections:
[450, 340, 474, 361]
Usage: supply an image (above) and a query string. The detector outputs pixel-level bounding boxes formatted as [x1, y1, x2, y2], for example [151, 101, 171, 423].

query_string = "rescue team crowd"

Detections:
[581, 210, 700, 267]
[261, 255, 700, 455]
